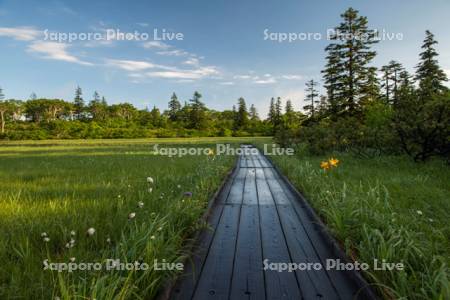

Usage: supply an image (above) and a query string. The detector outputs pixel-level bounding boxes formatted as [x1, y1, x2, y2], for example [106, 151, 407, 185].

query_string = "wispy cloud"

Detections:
[145, 66, 219, 80]
[105, 59, 158, 71]
[233, 75, 252, 79]
[106, 58, 219, 80]
[219, 81, 235, 85]
[281, 74, 303, 80]
[183, 57, 200, 66]
[254, 77, 276, 84]
[142, 41, 170, 49]
[156, 49, 190, 56]
[0, 26, 41, 41]
[27, 41, 93, 65]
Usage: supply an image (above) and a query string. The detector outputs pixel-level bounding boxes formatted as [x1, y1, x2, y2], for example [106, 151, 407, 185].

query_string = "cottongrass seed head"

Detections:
[87, 228, 96, 236]
[128, 212, 136, 220]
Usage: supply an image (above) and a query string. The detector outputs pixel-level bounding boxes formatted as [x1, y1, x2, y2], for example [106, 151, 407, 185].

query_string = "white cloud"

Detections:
[281, 74, 303, 80]
[105, 59, 157, 71]
[145, 66, 219, 80]
[254, 78, 276, 84]
[233, 75, 252, 79]
[0, 26, 41, 41]
[156, 49, 189, 56]
[220, 81, 235, 85]
[27, 41, 92, 65]
[142, 41, 170, 49]
[183, 57, 200, 66]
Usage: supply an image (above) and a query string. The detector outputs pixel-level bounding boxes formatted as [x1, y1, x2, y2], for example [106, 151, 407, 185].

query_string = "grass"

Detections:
[263, 146, 450, 299]
[0, 137, 268, 299]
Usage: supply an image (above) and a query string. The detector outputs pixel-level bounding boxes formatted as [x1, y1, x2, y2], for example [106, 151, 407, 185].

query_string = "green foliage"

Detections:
[265, 150, 450, 299]
[0, 91, 269, 140]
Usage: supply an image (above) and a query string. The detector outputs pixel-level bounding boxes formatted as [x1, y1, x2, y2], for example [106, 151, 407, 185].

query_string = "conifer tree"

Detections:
[415, 30, 448, 98]
[323, 7, 378, 115]
[303, 79, 319, 117]
[188, 91, 207, 129]
[249, 104, 259, 120]
[74, 86, 84, 118]
[236, 97, 248, 129]
[381, 61, 403, 104]
[268, 97, 276, 125]
[168, 92, 181, 121]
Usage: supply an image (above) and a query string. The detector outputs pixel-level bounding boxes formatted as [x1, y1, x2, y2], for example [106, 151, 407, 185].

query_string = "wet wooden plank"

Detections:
[259, 204, 302, 299]
[193, 204, 241, 300]
[170, 164, 238, 300]
[263, 168, 290, 205]
[273, 168, 360, 299]
[170, 202, 225, 300]
[243, 168, 258, 205]
[230, 205, 265, 300]
[255, 168, 275, 205]
[277, 204, 339, 299]
[227, 168, 246, 204]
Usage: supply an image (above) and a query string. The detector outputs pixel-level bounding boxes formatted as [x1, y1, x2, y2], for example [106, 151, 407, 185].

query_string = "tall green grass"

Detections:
[0, 139, 264, 299]
[267, 149, 449, 299]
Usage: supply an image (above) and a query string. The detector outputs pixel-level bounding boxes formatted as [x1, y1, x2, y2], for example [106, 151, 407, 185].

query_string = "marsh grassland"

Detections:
[0, 137, 267, 299]
[265, 149, 450, 299]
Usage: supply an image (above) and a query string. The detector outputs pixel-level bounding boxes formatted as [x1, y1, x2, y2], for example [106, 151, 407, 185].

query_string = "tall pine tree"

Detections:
[323, 7, 378, 115]
[74, 86, 84, 119]
[168, 92, 181, 121]
[303, 79, 319, 117]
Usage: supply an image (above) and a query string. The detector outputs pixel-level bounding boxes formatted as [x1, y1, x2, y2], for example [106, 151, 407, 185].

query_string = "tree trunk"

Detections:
[0, 111, 5, 134]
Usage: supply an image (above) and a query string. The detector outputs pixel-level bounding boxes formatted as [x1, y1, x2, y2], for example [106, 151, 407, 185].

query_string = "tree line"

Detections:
[275, 7, 449, 162]
[0, 87, 280, 139]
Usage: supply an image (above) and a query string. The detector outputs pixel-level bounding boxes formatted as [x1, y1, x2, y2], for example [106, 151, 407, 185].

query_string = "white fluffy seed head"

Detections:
[87, 228, 96, 236]
[128, 212, 136, 219]
[69, 257, 76, 262]
[43, 237, 50, 242]
[70, 230, 76, 236]
[137, 201, 144, 208]
[147, 177, 154, 184]
[41, 232, 48, 237]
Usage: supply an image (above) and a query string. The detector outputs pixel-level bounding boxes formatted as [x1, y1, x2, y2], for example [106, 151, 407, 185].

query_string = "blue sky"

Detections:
[1, 0, 449, 117]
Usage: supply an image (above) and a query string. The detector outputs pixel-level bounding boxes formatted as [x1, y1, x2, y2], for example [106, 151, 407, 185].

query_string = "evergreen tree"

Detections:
[168, 92, 181, 121]
[285, 99, 294, 114]
[275, 97, 282, 124]
[303, 79, 319, 117]
[322, 43, 343, 116]
[360, 66, 381, 106]
[92, 91, 100, 103]
[236, 97, 248, 129]
[381, 61, 403, 104]
[188, 91, 207, 129]
[74, 86, 84, 118]
[324, 7, 378, 115]
[268, 97, 276, 125]
[393, 31, 450, 161]
[415, 30, 448, 98]
[249, 104, 259, 120]
[29, 92, 37, 100]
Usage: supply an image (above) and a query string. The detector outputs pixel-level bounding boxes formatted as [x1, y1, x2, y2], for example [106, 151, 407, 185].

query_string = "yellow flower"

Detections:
[328, 158, 339, 167]
[320, 161, 330, 170]
[207, 148, 214, 156]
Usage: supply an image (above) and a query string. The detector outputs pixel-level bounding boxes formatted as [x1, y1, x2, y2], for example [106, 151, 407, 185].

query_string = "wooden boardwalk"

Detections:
[170, 146, 375, 300]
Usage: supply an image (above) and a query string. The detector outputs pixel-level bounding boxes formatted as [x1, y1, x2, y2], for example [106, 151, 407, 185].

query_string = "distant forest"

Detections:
[0, 7, 448, 161]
